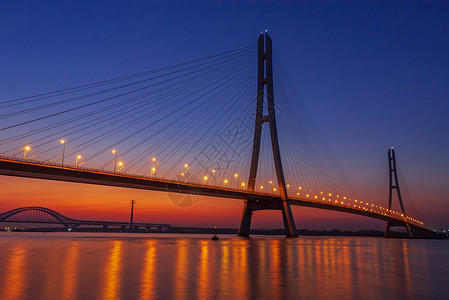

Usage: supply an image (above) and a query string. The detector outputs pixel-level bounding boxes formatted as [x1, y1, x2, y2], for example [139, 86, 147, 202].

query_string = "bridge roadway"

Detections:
[2, 218, 170, 230]
[0, 157, 433, 235]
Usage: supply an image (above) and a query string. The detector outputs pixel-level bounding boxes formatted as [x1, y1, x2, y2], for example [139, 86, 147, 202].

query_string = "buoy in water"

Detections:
[211, 226, 219, 240]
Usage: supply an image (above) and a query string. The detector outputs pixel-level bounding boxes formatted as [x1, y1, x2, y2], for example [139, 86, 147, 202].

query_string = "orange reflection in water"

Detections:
[230, 240, 249, 298]
[219, 244, 230, 297]
[175, 239, 188, 300]
[237, 240, 248, 298]
[140, 240, 157, 300]
[103, 240, 122, 300]
[401, 240, 412, 299]
[270, 240, 281, 299]
[198, 241, 209, 298]
[1, 244, 27, 300]
[257, 241, 267, 294]
[62, 242, 80, 300]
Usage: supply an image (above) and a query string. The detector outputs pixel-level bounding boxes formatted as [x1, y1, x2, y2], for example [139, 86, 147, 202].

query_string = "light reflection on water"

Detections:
[0, 232, 448, 299]
[103, 240, 122, 300]
[140, 241, 156, 300]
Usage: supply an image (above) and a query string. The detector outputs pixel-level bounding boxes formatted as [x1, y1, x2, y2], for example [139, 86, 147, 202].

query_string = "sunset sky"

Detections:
[1, 1, 448, 230]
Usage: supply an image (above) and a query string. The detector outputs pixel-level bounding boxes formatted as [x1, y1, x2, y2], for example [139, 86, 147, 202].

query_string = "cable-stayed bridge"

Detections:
[0, 33, 435, 237]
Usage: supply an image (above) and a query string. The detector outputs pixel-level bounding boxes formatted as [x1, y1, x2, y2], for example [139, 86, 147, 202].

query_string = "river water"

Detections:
[0, 232, 447, 300]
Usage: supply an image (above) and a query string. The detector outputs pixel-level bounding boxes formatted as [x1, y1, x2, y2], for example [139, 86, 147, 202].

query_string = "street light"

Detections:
[117, 161, 124, 172]
[75, 154, 82, 167]
[23, 145, 31, 159]
[112, 149, 117, 173]
[60, 139, 66, 167]
[151, 167, 156, 177]
[212, 169, 217, 185]
[183, 163, 190, 181]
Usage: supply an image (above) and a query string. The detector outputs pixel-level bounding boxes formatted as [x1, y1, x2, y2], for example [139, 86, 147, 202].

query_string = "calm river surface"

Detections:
[0, 232, 448, 300]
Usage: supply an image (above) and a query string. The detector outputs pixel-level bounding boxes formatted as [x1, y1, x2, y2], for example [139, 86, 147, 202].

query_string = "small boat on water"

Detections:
[211, 226, 219, 240]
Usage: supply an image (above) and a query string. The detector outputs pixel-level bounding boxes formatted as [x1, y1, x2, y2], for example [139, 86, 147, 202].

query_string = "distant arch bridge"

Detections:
[0, 206, 170, 231]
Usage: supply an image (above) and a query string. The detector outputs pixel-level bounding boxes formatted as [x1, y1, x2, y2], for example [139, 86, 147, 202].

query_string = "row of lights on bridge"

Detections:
[21, 143, 424, 226]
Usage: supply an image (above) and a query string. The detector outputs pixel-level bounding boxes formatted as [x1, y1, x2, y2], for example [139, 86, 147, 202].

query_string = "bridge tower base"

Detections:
[238, 33, 297, 237]
[238, 200, 297, 237]
[384, 148, 413, 238]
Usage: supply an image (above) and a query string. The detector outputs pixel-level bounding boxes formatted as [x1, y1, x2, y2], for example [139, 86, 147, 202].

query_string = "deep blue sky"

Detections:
[1, 0, 448, 228]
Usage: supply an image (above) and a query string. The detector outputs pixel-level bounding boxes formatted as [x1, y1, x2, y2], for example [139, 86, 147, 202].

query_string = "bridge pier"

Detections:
[238, 200, 297, 237]
[237, 201, 253, 237]
[385, 221, 413, 238]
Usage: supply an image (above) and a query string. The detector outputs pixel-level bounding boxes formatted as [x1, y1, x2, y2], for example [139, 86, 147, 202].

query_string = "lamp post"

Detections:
[130, 199, 136, 232]
[112, 149, 117, 173]
[151, 157, 157, 178]
[184, 163, 189, 182]
[75, 155, 82, 167]
[212, 169, 216, 186]
[23, 145, 30, 159]
[60, 139, 66, 167]
[151, 167, 156, 178]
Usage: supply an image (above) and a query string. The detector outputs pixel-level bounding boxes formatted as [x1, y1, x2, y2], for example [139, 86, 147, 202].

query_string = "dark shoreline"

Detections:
[1, 226, 447, 238]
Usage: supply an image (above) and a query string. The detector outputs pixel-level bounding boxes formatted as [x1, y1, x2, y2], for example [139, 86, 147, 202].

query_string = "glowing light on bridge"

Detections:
[152, 157, 156, 162]
[60, 139, 66, 167]
[112, 150, 118, 173]
[75, 155, 82, 167]
[23, 145, 31, 159]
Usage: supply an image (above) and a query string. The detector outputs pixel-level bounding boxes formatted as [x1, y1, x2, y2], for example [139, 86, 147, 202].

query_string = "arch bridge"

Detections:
[0, 206, 170, 231]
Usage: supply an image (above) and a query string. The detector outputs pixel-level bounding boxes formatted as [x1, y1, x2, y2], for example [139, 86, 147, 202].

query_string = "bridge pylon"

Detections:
[238, 33, 297, 237]
[384, 148, 413, 237]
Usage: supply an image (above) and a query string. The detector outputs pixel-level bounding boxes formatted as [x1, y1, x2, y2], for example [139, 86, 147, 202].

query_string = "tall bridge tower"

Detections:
[385, 148, 413, 237]
[238, 33, 297, 237]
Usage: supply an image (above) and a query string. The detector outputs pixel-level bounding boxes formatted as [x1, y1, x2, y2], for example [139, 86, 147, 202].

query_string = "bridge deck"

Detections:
[0, 157, 432, 234]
